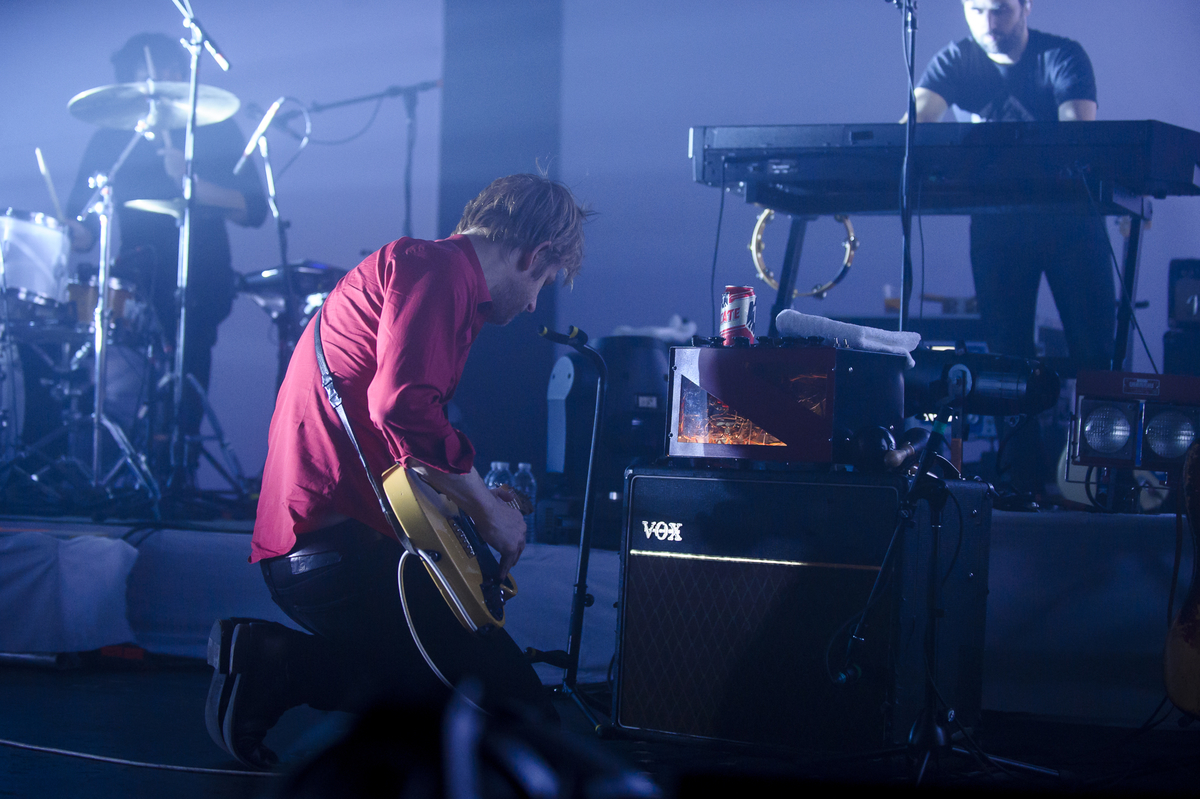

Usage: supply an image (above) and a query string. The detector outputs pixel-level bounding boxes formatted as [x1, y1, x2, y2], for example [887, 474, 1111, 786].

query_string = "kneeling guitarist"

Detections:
[208, 174, 591, 769]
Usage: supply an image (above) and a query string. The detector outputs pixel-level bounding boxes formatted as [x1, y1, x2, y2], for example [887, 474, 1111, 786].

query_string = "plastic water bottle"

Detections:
[512, 463, 538, 541]
[483, 461, 512, 490]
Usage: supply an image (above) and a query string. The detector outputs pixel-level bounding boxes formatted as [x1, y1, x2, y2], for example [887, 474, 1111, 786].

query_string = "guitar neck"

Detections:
[495, 483, 533, 516]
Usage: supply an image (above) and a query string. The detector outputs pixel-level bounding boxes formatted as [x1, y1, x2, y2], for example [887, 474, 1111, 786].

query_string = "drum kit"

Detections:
[1, 19, 343, 515]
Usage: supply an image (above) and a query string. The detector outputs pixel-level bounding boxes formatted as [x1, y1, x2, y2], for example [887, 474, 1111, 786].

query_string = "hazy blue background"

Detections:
[2, 0, 1198, 483]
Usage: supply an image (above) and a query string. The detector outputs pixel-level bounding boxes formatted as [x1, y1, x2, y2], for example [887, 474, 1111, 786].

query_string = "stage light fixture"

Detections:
[1080, 400, 1135, 459]
[1143, 406, 1198, 464]
[1070, 371, 1200, 471]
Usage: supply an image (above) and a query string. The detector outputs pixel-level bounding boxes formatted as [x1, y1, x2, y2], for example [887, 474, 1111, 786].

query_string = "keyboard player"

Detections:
[906, 0, 1115, 502]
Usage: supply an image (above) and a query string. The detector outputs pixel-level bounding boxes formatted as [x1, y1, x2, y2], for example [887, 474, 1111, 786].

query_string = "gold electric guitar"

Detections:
[382, 466, 530, 634]
[1165, 441, 1200, 717]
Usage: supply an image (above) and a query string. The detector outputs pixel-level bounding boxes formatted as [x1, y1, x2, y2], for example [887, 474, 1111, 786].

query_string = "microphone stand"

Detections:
[275, 80, 441, 239]
[167, 0, 230, 492]
[529, 325, 609, 731]
[904, 377, 1059, 784]
[257, 135, 300, 388]
[890, 0, 919, 332]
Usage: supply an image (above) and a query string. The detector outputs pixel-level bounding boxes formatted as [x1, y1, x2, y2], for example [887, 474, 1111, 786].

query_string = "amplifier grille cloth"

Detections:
[619, 553, 888, 748]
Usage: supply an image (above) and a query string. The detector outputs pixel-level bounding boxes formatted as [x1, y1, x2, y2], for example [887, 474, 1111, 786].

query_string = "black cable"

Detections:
[897, 3, 918, 330]
[1072, 696, 1188, 791]
[1168, 483, 1185, 626]
[923, 660, 1020, 784]
[274, 98, 313, 180]
[308, 97, 386, 146]
[1084, 465, 1101, 509]
[917, 181, 927, 323]
[942, 488, 965, 589]
[994, 414, 1031, 479]
[709, 157, 728, 337]
[826, 511, 905, 683]
[1077, 170, 1158, 373]
[0, 737, 273, 777]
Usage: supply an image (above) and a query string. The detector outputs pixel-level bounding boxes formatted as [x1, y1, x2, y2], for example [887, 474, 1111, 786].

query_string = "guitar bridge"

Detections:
[449, 518, 476, 558]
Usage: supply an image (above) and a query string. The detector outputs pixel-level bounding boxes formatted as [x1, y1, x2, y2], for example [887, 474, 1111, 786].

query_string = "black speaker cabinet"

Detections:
[1164, 329, 1200, 376]
[614, 466, 991, 752]
[1169, 259, 1200, 328]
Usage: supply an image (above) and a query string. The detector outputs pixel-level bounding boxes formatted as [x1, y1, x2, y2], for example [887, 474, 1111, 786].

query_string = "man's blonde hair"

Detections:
[454, 174, 592, 285]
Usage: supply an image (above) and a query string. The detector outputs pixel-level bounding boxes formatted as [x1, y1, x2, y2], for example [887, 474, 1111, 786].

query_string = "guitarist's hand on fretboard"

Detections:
[477, 488, 528, 582]
[491, 483, 534, 516]
[410, 464, 528, 581]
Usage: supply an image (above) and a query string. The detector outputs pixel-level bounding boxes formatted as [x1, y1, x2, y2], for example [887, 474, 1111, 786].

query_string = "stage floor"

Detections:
[0, 506, 1196, 794]
[0, 656, 1197, 797]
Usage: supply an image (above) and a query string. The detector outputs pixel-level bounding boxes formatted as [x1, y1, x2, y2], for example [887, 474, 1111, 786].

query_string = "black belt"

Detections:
[264, 519, 388, 579]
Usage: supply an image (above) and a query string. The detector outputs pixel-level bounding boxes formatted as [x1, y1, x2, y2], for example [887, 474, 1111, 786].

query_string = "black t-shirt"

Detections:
[917, 29, 1097, 122]
[66, 118, 267, 319]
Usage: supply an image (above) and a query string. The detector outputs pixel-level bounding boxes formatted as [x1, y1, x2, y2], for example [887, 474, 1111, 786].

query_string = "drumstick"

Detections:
[34, 148, 66, 224]
[143, 45, 157, 80]
[143, 45, 175, 150]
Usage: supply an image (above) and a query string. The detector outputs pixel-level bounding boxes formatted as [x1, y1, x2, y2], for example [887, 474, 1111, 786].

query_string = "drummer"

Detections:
[66, 32, 267, 478]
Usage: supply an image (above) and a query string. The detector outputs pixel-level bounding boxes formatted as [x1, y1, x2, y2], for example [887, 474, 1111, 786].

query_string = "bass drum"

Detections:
[104, 343, 152, 435]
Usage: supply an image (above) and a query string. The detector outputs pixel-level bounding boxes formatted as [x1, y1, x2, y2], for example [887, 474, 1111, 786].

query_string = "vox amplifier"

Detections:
[613, 466, 991, 751]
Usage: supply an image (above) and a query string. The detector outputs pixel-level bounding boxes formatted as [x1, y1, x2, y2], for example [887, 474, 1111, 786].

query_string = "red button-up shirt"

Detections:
[251, 235, 491, 562]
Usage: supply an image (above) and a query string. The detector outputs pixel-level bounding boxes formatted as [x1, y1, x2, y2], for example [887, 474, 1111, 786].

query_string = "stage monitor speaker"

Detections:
[614, 467, 990, 752]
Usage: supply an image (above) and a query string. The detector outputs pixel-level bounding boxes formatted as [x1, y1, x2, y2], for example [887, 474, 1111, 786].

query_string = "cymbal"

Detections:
[68, 81, 239, 130]
[241, 262, 347, 298]
[124, 198, 185, 220]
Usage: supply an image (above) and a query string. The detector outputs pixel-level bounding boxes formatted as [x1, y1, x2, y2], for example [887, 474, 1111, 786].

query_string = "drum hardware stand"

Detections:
[0, 338, 159, 515]
[527, 325, 610, 731]
[74, 128, 162, 504]
[153, 369, 248, 499]
[0, 226, 16, 466]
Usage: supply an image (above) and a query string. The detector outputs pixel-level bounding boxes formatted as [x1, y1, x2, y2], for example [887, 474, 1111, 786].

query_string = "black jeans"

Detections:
[970, 213, 1115, 494]
[260, 519, 551, 718]
[969, 213, 1115, 370]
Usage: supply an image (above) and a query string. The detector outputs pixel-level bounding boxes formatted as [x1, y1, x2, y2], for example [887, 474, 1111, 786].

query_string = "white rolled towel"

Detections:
[775, 309, 922, 367]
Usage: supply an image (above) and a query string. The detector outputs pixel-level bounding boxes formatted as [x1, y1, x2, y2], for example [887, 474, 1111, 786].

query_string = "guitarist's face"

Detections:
[485, 249, 561, 325]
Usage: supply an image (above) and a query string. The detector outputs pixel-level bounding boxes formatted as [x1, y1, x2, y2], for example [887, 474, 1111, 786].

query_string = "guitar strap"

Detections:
[311, 306, 418, 558]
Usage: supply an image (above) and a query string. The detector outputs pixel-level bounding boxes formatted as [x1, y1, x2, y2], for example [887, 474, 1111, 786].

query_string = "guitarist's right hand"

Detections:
[476, 489, 527, 582]
[410, 462, 527, 581]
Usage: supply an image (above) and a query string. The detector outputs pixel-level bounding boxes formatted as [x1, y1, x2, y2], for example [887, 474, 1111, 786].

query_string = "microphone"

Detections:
[233, 96, 284, 175]
[883, 427, 932, 471]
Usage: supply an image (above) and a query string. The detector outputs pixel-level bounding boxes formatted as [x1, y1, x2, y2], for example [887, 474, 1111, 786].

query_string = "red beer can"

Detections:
[720, 285, 756, 345]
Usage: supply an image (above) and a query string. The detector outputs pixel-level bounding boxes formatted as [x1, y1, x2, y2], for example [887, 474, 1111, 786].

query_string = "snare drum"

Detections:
[0, 209, 71, 310]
